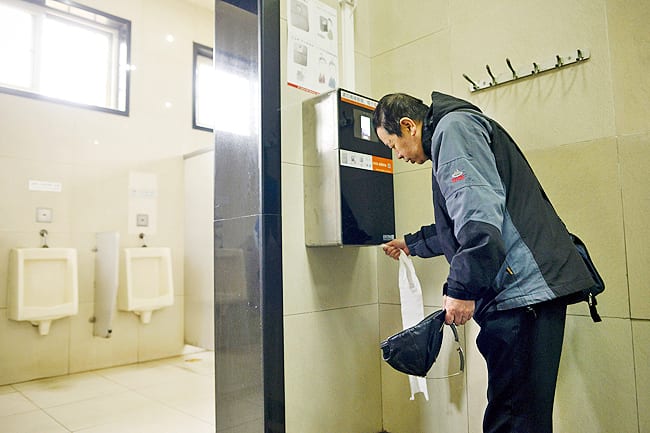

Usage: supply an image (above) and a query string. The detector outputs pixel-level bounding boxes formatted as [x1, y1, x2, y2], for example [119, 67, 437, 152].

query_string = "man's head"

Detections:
[373, 93, 430, 164]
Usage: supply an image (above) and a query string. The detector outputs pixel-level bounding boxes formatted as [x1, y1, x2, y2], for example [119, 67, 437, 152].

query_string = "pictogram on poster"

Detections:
[287, 0, 338, 95]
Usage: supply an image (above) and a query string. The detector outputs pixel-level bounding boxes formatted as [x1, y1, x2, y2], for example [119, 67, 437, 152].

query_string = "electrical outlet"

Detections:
[136, 213, 149, 227]
[36, 207, 53, 223]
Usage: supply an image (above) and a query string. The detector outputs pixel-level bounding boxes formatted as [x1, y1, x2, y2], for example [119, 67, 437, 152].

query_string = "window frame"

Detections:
[0, 0, 132, 116]
[192, 42, 214, 132]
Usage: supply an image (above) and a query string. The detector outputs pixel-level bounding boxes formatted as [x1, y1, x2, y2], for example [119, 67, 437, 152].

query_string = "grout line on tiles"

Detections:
[616, 133, 641, 433]
[371, 29, 447, 58]
[283, 301, 380, 317]
[40, 408, 74, 433]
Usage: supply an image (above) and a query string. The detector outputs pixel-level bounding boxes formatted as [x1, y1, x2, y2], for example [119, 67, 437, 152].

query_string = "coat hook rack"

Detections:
[462, 48, 590, 93]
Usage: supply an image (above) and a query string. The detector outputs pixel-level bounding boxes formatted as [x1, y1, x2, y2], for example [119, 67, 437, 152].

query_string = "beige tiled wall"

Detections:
[606, 0, 650, 136]
[371, 31, 453, 102]
[281, 0, 649, 431]
[280, 0, 385, 431]
[369, 0, 449, 59]
[619, 133, 650, 319]
[448, 1, 615, 151]
[284, 305, 382, 433]
[526, 138, 628, 319]
[0, 0, 213, 385]
[633, 320, 650, 433]
[555, 316, 638, 432]
[183, 151, 215, 350]
[368, 0, 649, 431]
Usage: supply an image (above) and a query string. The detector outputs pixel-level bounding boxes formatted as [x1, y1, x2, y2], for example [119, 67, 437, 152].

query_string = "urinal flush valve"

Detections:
[40, 229, 49, 248]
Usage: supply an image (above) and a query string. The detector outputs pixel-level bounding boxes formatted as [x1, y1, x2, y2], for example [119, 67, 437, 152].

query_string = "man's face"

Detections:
[376, 120, 427, 164]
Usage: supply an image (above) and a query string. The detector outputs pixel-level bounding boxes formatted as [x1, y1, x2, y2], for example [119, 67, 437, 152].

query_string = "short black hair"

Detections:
[373, 93, 428, 137]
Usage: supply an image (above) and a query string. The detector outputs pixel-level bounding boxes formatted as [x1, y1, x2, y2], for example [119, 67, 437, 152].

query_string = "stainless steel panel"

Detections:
[302, 90, 342, 246]
[214, 0, 284, 432]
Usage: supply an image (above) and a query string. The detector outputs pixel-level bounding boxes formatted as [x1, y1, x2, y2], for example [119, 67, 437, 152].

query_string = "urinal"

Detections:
[118, 248, 174, 324]
[7, 248, 79, 336]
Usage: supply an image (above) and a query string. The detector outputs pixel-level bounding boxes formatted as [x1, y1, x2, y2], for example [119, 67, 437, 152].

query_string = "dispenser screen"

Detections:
[353, 108, 379, 143]
[360, 114, 371, 140]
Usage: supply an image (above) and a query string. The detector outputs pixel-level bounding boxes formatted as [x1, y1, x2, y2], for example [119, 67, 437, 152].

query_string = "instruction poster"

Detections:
[287, 0, 338, 94]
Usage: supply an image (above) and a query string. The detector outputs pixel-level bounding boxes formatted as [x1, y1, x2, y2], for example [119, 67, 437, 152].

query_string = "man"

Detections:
[374, 92, 595, 433]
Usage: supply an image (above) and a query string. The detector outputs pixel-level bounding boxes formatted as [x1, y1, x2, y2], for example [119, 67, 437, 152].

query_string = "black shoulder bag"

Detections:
[380, 309, 465, 377]
[563, 232, 605, 322]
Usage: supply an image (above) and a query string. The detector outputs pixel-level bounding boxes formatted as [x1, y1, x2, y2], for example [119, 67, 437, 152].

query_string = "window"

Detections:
[193, 42, 256, 136]
[0, 0, 131, 115]
[193, 43, 215, 132]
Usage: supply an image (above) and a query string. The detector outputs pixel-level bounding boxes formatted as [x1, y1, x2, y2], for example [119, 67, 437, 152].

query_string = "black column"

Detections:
[213, 1, 284, 432]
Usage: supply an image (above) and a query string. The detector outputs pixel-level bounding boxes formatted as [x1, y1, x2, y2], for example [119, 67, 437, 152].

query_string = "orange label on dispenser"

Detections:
[372, 155, 393, 174]
[340, 90, 378, 111]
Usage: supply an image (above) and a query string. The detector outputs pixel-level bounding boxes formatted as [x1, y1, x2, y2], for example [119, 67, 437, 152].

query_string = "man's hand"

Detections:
[382, 238, 410, 260]
[443, 296, 475, 325]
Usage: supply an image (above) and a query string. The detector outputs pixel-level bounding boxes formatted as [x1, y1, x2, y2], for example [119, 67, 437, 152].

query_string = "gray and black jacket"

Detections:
[405, 92, 594, 320]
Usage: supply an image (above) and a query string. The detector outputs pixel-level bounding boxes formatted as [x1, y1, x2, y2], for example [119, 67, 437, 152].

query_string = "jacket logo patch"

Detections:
[451, 169, 465, 183]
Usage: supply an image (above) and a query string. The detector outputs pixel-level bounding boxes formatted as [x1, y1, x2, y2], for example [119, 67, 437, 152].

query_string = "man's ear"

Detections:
[399, 117, 417, 136]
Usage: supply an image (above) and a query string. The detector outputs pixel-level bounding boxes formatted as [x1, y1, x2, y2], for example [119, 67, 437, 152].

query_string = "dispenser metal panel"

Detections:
[303, 90, 342, 246]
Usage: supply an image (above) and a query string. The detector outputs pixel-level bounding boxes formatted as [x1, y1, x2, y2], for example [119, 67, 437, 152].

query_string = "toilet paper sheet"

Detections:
[397, 251, 429, 401]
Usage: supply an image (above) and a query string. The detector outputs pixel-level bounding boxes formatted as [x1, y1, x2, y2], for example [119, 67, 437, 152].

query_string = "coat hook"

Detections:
[506, 58, 518, 79]
[532, 62, 540, 74]
[462, 73, 479, 91]
[139, 232, 147, 248]
[555, 55, 563, 67]
[576, 49, 584, 61]
[486, 64, 497, 86]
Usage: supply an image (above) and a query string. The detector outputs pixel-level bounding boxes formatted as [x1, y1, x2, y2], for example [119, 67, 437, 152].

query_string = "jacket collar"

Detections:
[421, 92, 482, 159]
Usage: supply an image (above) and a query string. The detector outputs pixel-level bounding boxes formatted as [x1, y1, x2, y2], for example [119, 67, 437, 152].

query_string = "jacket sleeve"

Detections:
[433, 112, 507, 301]
[404, 224, 444, 258]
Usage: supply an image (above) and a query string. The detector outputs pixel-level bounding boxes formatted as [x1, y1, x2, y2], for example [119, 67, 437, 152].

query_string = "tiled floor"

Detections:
[0, 348, 215, 433]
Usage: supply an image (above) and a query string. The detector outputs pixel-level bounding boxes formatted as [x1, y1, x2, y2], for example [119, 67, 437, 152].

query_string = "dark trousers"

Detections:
[476, 299, 567, 433]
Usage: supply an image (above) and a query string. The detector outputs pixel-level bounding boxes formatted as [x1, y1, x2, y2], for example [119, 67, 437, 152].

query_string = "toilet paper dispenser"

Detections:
[302, 88, 395, 247]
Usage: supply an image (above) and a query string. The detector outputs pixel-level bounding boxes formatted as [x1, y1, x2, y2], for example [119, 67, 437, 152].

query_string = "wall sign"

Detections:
[287, 0, 338, 94]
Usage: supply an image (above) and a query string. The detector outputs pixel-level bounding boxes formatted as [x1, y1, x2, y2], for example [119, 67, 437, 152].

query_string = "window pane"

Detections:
[0, 4, 34, 89]
[117, 41, 128, 111]
[195, 55, 215, 129]
[0, 0, 130, 114]
[40, 16, 112, 107]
